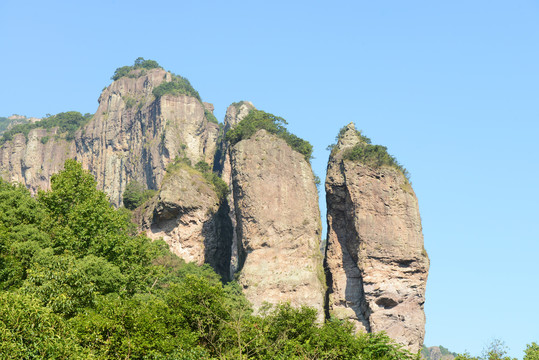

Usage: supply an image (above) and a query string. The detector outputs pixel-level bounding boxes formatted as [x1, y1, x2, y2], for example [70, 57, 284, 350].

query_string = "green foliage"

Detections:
[231, 100, 248, 109]
[195, 160, 229, 201]
[0, 160, 441, 359]
[123, 96, 137, 109]
[205, 109, 219, 124]
[111, 57, 162, 81]
[122, 180, 156, 210]
[455, 353, 480, 360]
[422, 345, 458, 360]
[0, 111, 92, 145]
[480, 339, 517, 360]
[152, 73, 201, 101]
[337, 126, 411, 182]
[0, 292, 89, 358]
[0, 115, 30, 136]
[525, 343, 539, 360]
[226, 109, 314, 162]
[455, 339, 521, 360]
[0, 116, 9, 133]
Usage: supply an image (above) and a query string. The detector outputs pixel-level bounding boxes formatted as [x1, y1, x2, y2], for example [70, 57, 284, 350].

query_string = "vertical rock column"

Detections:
[325, 123, 429, 352]
[217, 101, 256, 278]
[230, 129, 325, 319]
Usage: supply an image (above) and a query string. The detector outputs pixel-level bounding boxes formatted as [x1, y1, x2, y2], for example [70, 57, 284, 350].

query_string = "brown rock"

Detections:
[0, 129, 75, 195]
[135, 164, 232, 279]
[76, 68, 219, 206]
[325, 123, 429, 352]
[230, 129, 325, 319]
[203, 102, 214, 113]
[217, 101, 256, 278]
[0, 68, 219, 207]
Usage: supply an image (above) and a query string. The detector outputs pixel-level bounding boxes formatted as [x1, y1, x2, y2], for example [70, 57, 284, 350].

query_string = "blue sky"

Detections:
[1, 1, 538, 357]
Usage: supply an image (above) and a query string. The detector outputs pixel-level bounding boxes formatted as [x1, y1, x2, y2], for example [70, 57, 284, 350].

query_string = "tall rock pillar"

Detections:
[325, 123, 429, 352]
[230, 128, 325, 319]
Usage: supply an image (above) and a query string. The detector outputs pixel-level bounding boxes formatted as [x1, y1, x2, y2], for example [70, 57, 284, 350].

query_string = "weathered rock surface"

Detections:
[76, 68, 219, 206]
[325, 123, 429, 352]
[0, 68, 219, 206]
[230, 129, 325, 318]
[217, 101, 256, 278]
[135, 165, 232, 279]
[0, 128, 75, 195]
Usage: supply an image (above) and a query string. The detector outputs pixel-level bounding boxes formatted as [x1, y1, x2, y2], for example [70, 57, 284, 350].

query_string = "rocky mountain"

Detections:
[0, 66, 218, 205]
[422, 345, 457, 360]
[0, 60, 429, 352]
[324, 123, 429, 352]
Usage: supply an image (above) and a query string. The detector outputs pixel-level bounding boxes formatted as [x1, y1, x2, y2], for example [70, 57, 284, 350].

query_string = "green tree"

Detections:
[0, 292, 89, 358]
[525, 343, 539, 360]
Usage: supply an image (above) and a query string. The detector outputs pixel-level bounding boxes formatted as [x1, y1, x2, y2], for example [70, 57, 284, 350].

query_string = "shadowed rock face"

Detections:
[0, 68, 218, 207]
[230, 129, 325, 319]
[325, 123, 429, 352]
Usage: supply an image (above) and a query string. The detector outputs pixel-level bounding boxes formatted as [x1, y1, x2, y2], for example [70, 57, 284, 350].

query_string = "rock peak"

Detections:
[224, 101, 256, 131]
[325, 125, 429, 352]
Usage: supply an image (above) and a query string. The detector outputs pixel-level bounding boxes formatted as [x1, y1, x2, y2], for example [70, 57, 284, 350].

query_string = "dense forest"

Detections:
[1, 160, 422, 359]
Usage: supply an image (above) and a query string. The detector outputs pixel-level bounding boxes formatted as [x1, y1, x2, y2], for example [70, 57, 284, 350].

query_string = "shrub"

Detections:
[152, 73, 201, 101]
[226, 109, 313, 162]
[205, 109, 218, 124]
[123, 96, 136, 109]
[195, 160, 229, 201]
[122, 180, 156, 210]
[111, 57, 162, 81]
[336, 126, 411, 182]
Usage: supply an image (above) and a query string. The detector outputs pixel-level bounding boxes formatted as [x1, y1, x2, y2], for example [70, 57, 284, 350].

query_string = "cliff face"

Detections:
[0, 128, 75, 194]
[0, 68, 219, 206]
[76, 68, 218, 206]
[325, 123, 429, 352]
[217, 101, 256, 278]
[135, 164, 232, 280]
[230, 129, 325, 318]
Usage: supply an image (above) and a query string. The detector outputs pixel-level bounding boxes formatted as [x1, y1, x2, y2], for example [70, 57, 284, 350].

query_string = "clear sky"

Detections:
[1, 1, 538, 357]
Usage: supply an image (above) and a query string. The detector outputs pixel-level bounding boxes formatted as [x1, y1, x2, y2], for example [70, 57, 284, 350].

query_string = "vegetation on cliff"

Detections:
[122, 180, 157, 210]
[205, 109, 219, 124]
[0, 111, 92, 145]
[152, 73, 202, 102]
[226, 109, 313, 161]
[111, 57, 162, 81]
[165, 156, 229, 202]
[0, 116, 30, 135]
[331, 125, 410, 181]
[0, 160, 423, 359]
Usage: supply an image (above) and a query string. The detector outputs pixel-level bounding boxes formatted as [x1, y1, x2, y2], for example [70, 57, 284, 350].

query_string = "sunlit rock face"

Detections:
[325, 123, 429, 353]
[0, 68, 218, 207]
[229, 129, 325, 320]
[134, 165, 232, 281]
